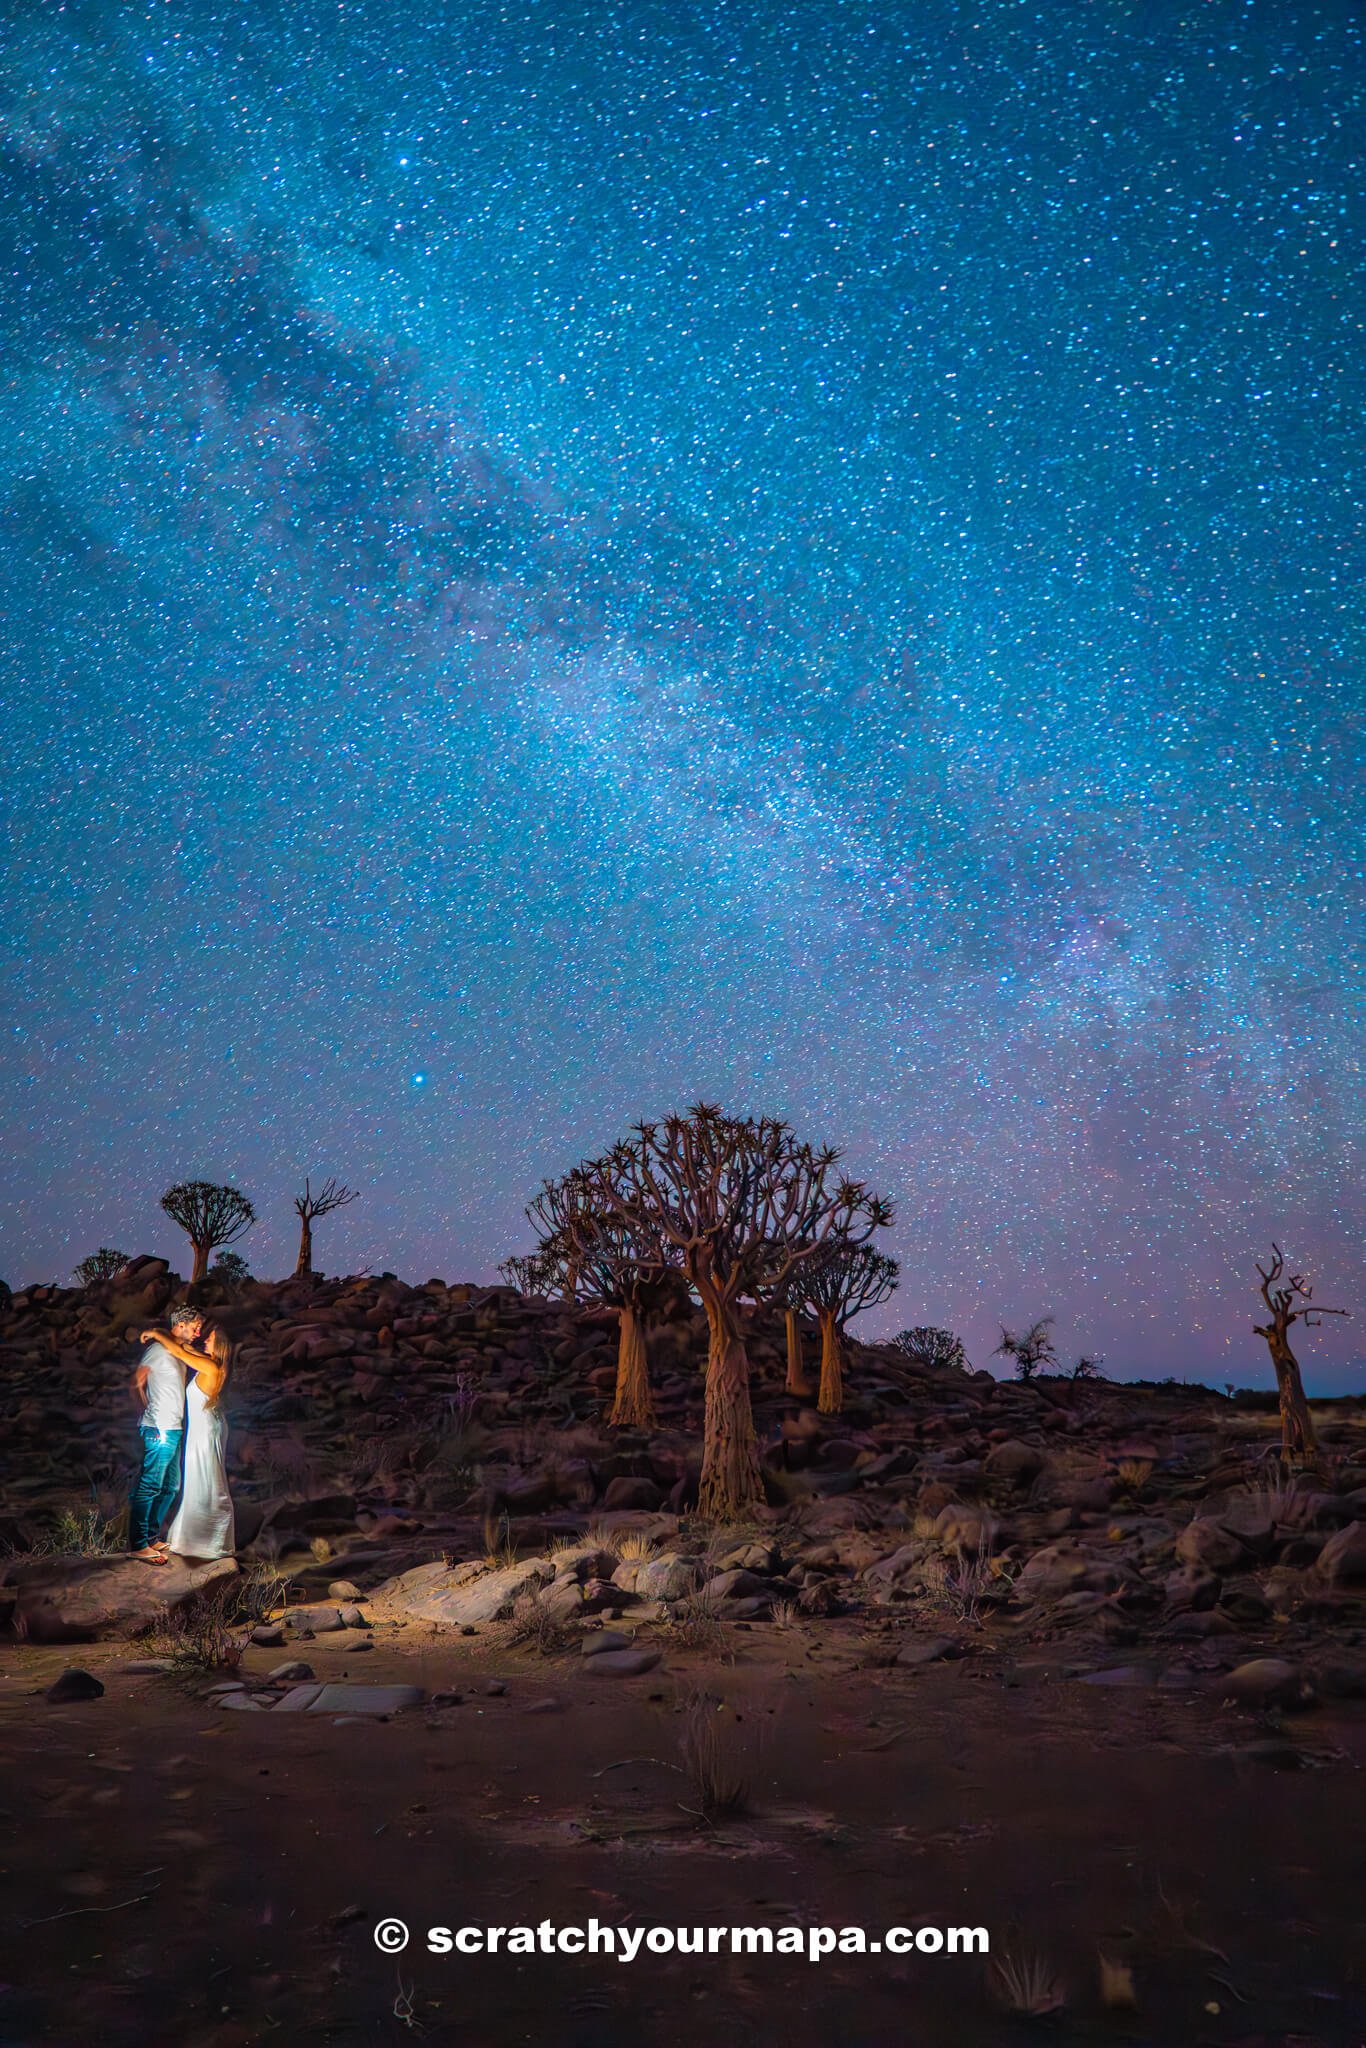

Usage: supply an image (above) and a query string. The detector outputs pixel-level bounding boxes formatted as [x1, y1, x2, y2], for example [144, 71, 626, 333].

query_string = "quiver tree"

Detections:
[1253, 1245, 1348, 1465]
[517, 1175, 683, 1429]
[293, 1177, 360, 1278]
[798, 1242, 900, 1413]
[73, 1248, 130, 1287]
[160, 1181, 256, 1285]
[771, 1268, 816, 1398]
[572, 1104, 893, 1517]
[994, 1317, 1057, 1381]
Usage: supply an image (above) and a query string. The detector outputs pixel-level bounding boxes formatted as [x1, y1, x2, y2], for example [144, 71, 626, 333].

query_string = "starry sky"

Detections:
[1, 0, 1362, 1390]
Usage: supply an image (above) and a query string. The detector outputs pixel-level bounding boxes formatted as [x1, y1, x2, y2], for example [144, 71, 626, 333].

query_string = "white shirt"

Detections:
[140, 1340, 187, 1435]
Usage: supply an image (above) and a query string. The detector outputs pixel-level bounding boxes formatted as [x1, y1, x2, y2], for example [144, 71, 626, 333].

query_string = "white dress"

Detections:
[165, 1377, 236, 1559]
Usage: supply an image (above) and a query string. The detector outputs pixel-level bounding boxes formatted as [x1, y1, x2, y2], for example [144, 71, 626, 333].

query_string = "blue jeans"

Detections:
[129, 1427, 184, 1551]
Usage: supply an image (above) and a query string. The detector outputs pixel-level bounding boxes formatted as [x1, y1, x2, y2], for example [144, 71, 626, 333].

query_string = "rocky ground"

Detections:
[1, 1260, 1364, 2043]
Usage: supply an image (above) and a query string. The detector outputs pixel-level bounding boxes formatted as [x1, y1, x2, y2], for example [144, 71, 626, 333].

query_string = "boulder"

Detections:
[1222, 1658, 1311, 1710]
[601, 1476, 664, 1512]
[1175, 1518, 1250, 1574]
[984, 1439, 1044, 1486]
[7, 1554, 239, 1644]
[369, 1557, 555, 1628]
[1314, 1521, 1366, 1586]
[305, 1683, 424, 1715]
[45, 1668, 105, 1704]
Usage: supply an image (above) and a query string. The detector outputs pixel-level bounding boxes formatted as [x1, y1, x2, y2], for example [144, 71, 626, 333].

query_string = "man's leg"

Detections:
[129, 1430, 182, 1553]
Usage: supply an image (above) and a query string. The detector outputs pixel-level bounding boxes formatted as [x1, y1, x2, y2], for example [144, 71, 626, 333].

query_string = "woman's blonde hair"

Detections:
[200, 1324, 233, 1405]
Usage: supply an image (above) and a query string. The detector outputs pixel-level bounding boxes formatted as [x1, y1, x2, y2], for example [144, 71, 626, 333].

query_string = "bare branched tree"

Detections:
[797, 1243, 900, 1413]
[160, 1181, 256, 1285]
[571, 1104, 893, 1516]
[994, 1317, 1057, 1382]
[1253, 1244, 1349, 1464]
[293, 1177, 360, 1278]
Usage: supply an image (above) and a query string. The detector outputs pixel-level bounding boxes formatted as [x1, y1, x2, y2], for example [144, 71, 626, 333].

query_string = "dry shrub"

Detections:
[503, 1588, 573, 1657]
[614, 1529, 658, 1563]
[768, 1599, 801, 1632]
[145, 1561, 285, 1679]
[676, 1684, 764, 1819]
[1116, 1458, 1152, 1496]
[988, 1940, 1067, 2016]
[27, 1505, 128, 1558]
[663, 1584, 728, 1656]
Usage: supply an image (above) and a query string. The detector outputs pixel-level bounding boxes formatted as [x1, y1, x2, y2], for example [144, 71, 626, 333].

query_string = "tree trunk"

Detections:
[698, 1295, 764, 1519]
[785, 1308, 813, 1397]
[190, 1241, 210, 1284]
[1268, 1334, 1318, 1464]
[294, 1217, 313, 1279]
[609, 1303, 653, 1428]
[817, 1310, 844, 1414]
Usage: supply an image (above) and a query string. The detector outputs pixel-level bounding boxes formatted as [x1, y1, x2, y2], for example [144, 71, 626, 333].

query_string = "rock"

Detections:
[984, 1439, 1045, 1486]
[120, 1658, 173, 1674]
[932, 1504, 995, 1556]
[216, 1693, 269, 1711]
[1314, 1521, 1366, 1586]
[485, 1679, 507, 1696]
[304, 1684, 425, 1716]
[274, 1683, 325, 1712]
[6, 1554, 239, 1644]
[338, 1605, 368, 1629]
[895, 1636, 957, 1666]
[1175, 1519, 1249, 1574]
[285, 1607, 345, 1633]
[370, 1557, 555, 1628]
[581, 1648, 661, 1678]
[268, 1660, 315, 1681]
[1013, 1544, 1093, 1601]
[601, 1477, 663, 1512]
[45, 1668, 104, 1704]
[250, 1624, 286, 1647]
[328, 1581, 364, 1600]
[704, 1568, 770, 1602]
[614, 1555, 698, 1603]
[582, 1629, 635, 1656]
[1164, 1565, 1221, 1612]
[1222, 1658, 1310, 1709]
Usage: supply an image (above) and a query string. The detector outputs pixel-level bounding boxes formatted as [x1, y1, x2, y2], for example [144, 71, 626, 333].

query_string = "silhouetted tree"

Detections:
[213, 1250, 252, 1287]
[1253, 1244, 1349, 1464]
[994, 1316, 1057, 1381]
[73, 1248, 130, 1287]
[160, 1181, 256, 1285]
[891, 1326, 969, 1373]
[293, 1177, 360, 1278]
[571, 1105, 893, 1516]
[799, 1243, 900, 1413]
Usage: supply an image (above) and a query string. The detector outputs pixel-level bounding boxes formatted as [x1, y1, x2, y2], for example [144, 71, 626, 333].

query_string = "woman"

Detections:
[139, 1320, 236, 1560]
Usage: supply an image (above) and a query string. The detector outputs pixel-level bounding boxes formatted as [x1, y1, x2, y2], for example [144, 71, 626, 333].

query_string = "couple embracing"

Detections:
[128, 1306, 236, 1563]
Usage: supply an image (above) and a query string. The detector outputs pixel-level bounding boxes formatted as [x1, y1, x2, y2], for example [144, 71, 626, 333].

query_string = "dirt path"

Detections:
[2, 1627, 1363, 2047]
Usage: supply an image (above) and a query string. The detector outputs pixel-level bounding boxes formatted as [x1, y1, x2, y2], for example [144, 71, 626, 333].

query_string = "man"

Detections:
[128, 1306, 202, 1564]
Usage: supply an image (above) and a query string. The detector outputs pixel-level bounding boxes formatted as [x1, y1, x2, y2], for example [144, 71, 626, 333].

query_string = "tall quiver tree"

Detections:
[522, 1175, 679, 1429]
[1253, 1244, 1349, 1466]
[575, 1104, 893, 1517]
[293, 1176, 360, 1278]
[800, 1243, 900, 1414]
[768, 1265, 815, 1398]
[160, 1181, 256, 1285]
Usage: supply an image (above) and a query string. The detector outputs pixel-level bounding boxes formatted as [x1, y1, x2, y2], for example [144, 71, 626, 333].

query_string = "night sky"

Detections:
[2, 1, 1361, 1389]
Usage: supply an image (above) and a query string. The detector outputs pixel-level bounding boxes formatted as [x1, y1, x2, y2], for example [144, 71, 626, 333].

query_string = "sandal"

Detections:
[132, 1547, 169, 1566]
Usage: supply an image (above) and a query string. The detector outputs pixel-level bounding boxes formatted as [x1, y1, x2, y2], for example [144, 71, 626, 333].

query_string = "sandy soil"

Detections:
[2, 1619, 1363, 2048]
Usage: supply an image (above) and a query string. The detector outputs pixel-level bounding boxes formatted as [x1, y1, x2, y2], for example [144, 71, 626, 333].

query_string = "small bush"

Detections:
[676, 1685, 761, 1819]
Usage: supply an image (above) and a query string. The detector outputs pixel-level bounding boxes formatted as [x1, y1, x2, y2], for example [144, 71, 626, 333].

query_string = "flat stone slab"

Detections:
[304, 1683, 425, 1715]
[580, 1649, 661, 1679]
[6, 1554, 239, 1643]
[370, 1558, 555, 1628]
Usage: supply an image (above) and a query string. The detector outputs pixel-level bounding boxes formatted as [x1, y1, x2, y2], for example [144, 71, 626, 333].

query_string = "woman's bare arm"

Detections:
[139, 1328, 207, 1369]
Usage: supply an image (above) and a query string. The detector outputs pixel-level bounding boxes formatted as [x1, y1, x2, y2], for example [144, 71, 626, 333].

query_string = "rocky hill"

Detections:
[3, 1256, 1364, 1690]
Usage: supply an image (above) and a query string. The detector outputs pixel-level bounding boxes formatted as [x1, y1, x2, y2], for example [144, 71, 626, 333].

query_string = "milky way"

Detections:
[1, 1, 1361, 1388]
